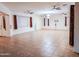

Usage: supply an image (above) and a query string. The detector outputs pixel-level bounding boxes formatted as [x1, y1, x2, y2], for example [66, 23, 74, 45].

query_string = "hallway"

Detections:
[0, 30, 78, 57]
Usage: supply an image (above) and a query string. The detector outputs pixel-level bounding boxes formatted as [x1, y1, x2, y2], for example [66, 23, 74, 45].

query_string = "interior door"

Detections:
[2, 15, 9, 37]
[0, 15, 9, 37]
[0, 12, 9, 37]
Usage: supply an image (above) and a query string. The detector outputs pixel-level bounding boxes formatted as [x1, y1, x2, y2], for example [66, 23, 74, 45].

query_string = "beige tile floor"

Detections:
[0, 30, 79, 57]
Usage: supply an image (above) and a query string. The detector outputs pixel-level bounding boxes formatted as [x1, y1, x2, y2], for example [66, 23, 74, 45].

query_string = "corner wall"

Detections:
[0, 3, 12, 37]
[73, 3, 79, 53]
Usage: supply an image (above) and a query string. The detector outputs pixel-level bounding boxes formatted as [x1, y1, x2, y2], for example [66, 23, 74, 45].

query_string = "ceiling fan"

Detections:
[51, 3, 68, 10]
[62, 13, 67, 15]
[51, 5, 61, 10]
[24, 10, 34, 14]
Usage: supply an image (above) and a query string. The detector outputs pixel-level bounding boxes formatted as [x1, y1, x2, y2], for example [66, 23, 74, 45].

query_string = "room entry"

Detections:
[0, 12, 9, 37]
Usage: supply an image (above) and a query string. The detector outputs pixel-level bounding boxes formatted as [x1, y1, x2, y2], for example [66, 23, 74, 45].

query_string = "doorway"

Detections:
[0, 12, 9, 37]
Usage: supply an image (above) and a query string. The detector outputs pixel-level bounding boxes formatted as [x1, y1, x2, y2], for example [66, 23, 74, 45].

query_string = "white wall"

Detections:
[12, 15, 30, 35]
[32, 15, 42, 30]
[42, 13, 70, 30]
[12, 14, 43, 35]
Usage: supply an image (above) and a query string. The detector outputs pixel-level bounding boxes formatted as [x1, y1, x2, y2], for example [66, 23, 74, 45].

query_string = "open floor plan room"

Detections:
[0, 2, 79, 57]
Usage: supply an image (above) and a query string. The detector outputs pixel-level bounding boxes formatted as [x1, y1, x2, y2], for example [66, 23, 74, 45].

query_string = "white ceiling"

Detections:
[2, 2, 75, 15]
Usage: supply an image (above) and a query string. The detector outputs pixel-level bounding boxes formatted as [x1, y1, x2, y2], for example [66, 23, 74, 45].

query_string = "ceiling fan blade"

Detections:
[51, 5, 61, 10]
[30, 12, 34, 14]
[63, 4, 67, 6]
[24, 10, 34, 14]
[55, 7, 61, 10]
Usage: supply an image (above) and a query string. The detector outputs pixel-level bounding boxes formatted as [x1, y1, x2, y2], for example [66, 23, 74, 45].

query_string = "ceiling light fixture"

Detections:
[46, 14, 50, 19]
